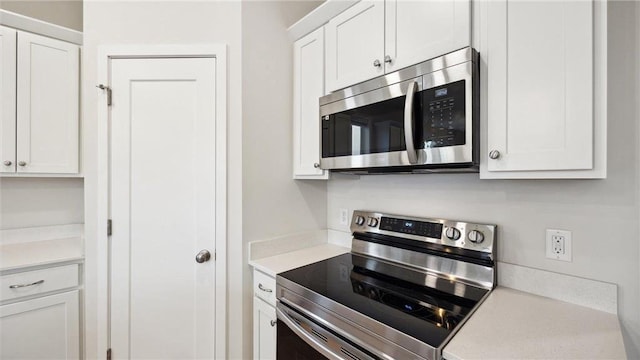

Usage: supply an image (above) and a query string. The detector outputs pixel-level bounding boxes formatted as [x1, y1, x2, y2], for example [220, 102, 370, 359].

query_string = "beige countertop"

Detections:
[0, 237, 83, 272]
[249, 243, 349, 276]
[443, 287, 626, 360]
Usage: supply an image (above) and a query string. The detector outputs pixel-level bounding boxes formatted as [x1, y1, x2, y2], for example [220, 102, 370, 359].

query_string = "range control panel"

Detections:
[351, 210, 496, 255]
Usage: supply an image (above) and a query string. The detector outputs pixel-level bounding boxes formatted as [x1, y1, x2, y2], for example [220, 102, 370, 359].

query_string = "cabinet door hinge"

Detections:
[97, 84, 112, 106]
[107, 348, 112, 360]
[107, 219, 112, 236]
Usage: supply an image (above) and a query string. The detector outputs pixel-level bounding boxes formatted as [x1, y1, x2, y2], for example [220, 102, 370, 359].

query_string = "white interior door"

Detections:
[110, 57, 217, 360]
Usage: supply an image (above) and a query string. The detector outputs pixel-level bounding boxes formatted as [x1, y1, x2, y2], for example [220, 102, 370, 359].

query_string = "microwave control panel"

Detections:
[422, 79, 466, 148]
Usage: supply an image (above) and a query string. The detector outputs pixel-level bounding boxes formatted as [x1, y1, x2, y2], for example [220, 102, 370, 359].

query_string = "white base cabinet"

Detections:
[253, 269, 277, 360]
[253, 297, 276, 360]
[479, 0, 606, 179]
[0, 290, 80, 360]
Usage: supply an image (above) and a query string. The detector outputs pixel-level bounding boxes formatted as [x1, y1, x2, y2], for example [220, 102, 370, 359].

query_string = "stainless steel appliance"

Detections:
[320, 48, 479, 174]
[276, 210, 496, 360]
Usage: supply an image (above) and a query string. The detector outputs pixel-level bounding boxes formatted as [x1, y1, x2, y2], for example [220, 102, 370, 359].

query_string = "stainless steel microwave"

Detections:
[319, 47, 479, 174]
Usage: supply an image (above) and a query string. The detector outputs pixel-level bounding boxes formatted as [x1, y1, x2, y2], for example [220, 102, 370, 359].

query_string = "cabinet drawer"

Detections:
[1, 264, 79, 302]
[253, 270, 276, 307]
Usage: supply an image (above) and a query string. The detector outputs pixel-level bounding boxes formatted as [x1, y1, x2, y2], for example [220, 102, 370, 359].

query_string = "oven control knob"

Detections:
[355, 215, 366, 226]
[468, 230, 485, 244]
[367, 217, 379, 227]
[445, 227, 461, 241]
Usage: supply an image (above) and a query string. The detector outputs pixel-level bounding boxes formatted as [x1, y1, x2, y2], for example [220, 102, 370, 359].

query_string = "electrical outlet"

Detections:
[546, 229, 572, 262]
[339, 208, 349, 226]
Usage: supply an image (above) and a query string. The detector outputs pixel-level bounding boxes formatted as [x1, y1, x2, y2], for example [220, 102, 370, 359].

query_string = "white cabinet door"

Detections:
[16, 31, 79, 174]
[293, 27, 329, 180]
[484, 0, 596, 175]
[325, 0, 384, 92]
[253, 297, 276, 360]
[0, 26, 16, 173]
[385, 0, 470, 72]
[0, 290, 80, 360]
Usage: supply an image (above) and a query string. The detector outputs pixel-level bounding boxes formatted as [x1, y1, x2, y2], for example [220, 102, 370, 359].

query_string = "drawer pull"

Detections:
[9, 280, 45, 289]
[258, 283, 273, 293]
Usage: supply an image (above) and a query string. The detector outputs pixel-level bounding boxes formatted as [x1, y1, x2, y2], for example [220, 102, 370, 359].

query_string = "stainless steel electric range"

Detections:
[276, 210, 496, 360]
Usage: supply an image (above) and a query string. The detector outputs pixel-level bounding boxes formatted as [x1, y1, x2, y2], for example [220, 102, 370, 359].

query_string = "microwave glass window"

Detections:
[322, 95, 412, 158]
[422, 80, 466, 148]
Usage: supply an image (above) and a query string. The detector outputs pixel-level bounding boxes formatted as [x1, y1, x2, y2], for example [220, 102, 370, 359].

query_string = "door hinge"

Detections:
[96, 84, 112, 106]
[107, 348, 112, 360]
[107, 219, 112, 236]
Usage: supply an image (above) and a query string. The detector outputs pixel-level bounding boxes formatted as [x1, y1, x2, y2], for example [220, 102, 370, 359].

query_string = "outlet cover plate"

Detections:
[339, 208, 349, 226]
[546, 229, 572, 262]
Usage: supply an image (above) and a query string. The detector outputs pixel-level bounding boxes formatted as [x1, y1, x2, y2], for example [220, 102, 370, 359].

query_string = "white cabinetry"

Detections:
[253, 297, 277, 360]
[253, 269, 277, 360]
[479, 0, 606, 179]
[0, 291, 80, 360]
[0, 264, 81, 360]
[293, 27, 328, 180]
[0, 26, 17, 173]
[1, 27, 80, 175]
[325, 0, 470, 92]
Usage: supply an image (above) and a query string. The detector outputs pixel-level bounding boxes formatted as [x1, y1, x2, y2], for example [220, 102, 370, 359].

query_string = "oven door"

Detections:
[276, 300, 378, 360]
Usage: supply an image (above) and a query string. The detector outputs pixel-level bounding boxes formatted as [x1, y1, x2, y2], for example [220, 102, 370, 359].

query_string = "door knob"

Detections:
[195, 249, 211, 263]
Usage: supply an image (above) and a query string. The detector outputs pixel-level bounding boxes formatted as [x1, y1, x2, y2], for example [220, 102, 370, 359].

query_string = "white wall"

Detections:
[326, 1, 640, 357]
[241, 1, 326, 358]
[82, 1, 243, 359]
[0, 0, 82, 31]
[0, 178, 84, 229]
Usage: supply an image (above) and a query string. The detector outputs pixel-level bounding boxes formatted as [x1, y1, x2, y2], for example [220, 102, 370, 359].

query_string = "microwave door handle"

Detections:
[404, 81, 418, 164]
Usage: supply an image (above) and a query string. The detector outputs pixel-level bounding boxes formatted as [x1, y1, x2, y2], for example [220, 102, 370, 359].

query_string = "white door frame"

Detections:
[92, 44, 227, 360]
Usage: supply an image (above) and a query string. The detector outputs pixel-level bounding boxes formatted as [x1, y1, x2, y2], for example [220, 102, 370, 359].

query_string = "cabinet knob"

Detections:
[313, 163, 320, 169]
[384, 55, 392, 64]
[489, 150, 501, 160]
[270, 320, 277, 327]
[3, 160, 11, 166]
[18, 161, 26, 167]
[373, 59, 381, 68]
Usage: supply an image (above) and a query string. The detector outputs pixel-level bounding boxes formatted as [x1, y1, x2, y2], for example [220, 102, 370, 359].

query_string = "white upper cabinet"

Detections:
[16, 31, 79, 174]
[325, 0, 384, 92]
[480, 0, 606, 178]
[385, 0, 470, 72]
[293, 27, 329, 180]
[325, 0, 470, 92]
[0, 26, 17, 173]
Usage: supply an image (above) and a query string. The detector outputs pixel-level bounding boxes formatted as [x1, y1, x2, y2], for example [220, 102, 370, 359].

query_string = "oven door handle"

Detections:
[276, 306, 346, 360]
[403, 81, 419, 164]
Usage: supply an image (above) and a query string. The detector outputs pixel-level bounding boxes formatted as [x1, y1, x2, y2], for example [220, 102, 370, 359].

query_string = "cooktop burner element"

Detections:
[276, 211, 497, 360]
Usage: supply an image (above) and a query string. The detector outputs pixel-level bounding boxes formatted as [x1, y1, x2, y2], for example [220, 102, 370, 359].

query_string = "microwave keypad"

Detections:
[423, 80, 466, 148]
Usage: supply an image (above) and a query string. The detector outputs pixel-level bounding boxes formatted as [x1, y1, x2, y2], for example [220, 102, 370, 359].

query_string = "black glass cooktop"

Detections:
[278, 253, 488, 348]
